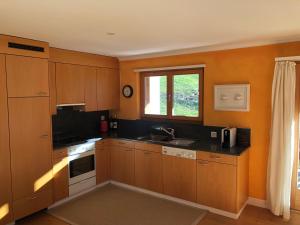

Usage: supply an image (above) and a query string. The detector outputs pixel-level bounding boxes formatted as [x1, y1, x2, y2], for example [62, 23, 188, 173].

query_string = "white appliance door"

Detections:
[68, 150, 96, 185]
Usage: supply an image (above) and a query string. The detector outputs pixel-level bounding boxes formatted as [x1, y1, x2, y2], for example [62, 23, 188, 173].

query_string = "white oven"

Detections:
[68, 142, 96, 196]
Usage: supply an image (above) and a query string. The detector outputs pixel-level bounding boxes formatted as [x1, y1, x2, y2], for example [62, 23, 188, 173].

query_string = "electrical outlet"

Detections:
[211, 131, 217, 138]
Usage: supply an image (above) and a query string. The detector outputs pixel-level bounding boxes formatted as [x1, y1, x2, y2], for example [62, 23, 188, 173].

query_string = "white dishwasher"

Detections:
[162, 146, 197, 159]
[162, 146, 197, 202]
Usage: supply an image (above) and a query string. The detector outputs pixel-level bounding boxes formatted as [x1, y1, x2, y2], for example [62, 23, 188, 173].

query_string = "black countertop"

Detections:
[53, 132, 249, 156]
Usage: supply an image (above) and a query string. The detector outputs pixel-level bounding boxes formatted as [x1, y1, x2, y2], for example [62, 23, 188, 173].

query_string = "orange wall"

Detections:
[118, 41, 300, 200]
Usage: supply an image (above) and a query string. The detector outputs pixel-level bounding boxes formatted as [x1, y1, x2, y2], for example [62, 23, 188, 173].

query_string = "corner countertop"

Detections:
[53, 132, 249, 156]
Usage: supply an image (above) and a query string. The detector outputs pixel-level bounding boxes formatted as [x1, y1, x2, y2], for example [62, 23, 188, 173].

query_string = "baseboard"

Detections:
[111, 181, 243, 219]
[247, 197, 267, 208]
[49, 181, 110, 209]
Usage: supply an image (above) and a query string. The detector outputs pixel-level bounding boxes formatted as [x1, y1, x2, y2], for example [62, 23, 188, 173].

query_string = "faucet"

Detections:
[160, 127, 175, 139]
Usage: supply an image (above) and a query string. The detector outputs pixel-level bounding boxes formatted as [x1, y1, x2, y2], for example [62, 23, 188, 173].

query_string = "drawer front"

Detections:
[13, 189, 53, 220]
[110, 139, 134, 148]
[53, 148, 68, 160]
[196, 151, 237, 165]
[134, 142, 162, 153]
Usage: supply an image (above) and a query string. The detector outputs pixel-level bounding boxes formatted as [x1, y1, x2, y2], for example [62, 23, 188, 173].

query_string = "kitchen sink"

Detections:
[167, 139, 195, 146]
[136, 136, 196, 147]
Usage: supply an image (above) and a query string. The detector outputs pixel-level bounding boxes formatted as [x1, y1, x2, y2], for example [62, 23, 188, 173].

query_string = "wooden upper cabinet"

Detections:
[0, 54, 13, 225]
[49, 62, 57, 115]
[6, 55, 49, 97]
[55, 63, 85, 105]
[0, 35, 49, 58]
[134, 149, 163, 193]
[9, 97, 53, 216]
[97, 68, 120, 110]
[84, 67, 98, 111]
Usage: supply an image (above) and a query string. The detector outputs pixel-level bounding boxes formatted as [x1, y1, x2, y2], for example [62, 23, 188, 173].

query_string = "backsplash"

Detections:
[117, 119, 251, 146]
[52, 107, 108, 142]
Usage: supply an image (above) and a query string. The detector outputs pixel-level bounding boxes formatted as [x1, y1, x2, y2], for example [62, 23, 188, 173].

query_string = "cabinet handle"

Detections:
[40, 134, 49, 138]
[37, 91, 47, 96]
[198, 160, 209, 165]
[144, 151, 151, 155]
[210, 154, 221, 159]
[29, 196, 38, 200]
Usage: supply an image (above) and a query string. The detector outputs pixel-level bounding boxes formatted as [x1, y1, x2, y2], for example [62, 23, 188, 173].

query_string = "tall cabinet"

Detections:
[0, 35, 53, 221]
[0, 54, 13, 225]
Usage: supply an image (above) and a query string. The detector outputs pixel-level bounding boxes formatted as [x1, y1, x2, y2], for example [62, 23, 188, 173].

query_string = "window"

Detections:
[141, 68, 203, 121]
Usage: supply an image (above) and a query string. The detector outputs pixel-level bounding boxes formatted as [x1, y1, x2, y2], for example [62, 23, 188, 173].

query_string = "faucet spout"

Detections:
[160, 127, 175, 139]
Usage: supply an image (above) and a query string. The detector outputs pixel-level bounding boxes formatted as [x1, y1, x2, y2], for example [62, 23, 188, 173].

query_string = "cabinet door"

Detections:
[96, 146, 111, 184]
[0, 54, 13, 225]
[56, 63, 85, 104]
[135, 149, 162, 193]
[49, 62, 57, 115]
[53, 157, 69, 202]
[6, 55, 49, 97]
[84, 67, 98, 112]
[97, 68, 120, 110]
[162, 155, 196, 202]
[197, 160, 237, 212]
[110, 146, 134, 185]
[9, 98, 52, 201]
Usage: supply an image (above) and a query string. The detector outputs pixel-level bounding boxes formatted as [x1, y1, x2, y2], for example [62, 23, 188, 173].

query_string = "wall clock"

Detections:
[122, 85, 133, 98]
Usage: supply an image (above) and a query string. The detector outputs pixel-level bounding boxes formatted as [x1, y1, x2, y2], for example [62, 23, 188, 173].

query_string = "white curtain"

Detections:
[267, 61, 296, 220]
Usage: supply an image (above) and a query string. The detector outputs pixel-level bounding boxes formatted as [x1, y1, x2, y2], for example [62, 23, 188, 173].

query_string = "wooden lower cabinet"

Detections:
[162, 155, 197, 202]
[96, 142, 111, 184]
[197, 160, 237, 212]
[196, 151, 249, 213]
[8, 97, 53, 220]
[13, 189, 53, 220]
[110, 146, 134, 185]
[134, 149, 163, 193]
[0, 54, 13, 225]
[53, 148, 69, 202]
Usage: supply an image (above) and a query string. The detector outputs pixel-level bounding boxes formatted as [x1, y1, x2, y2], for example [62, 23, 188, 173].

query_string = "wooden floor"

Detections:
[16, 205, 300, 225]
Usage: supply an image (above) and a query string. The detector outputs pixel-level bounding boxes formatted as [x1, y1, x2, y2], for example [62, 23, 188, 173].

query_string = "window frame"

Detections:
[140, 68, 204, 122]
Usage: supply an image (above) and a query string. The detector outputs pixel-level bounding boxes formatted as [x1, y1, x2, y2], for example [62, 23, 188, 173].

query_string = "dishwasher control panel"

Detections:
[162, 146, 196, 160]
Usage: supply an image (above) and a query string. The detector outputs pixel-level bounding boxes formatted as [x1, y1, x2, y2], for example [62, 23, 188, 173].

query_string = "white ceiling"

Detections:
[1, 0, 300, 60]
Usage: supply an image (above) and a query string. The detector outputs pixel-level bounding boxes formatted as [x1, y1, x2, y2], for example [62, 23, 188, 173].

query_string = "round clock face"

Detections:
[122, 85, 133, 98]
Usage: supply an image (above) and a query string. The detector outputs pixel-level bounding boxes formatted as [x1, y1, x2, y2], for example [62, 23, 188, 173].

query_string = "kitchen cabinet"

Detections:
[197, 160, 236, 212]
[55, 63, 85, 105]
[53, 148, 69, 202]
[8, 97, 53, 220]
[97, 68, 120, 110]
[162, 155, 197, 202]
[110, 145, 134, 185]
[134, 149, 163, 193]
[84, 67, 98, 111]
[96, 140, 111, 184]
[0, 54, 13, 225]
[196, 151, 248, 213]
[49, 62, 57, 115]
[6, 55, 49, 97]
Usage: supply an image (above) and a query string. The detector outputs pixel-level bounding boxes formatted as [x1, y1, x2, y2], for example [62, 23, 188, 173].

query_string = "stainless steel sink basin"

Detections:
[167, 139, 195, 146]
